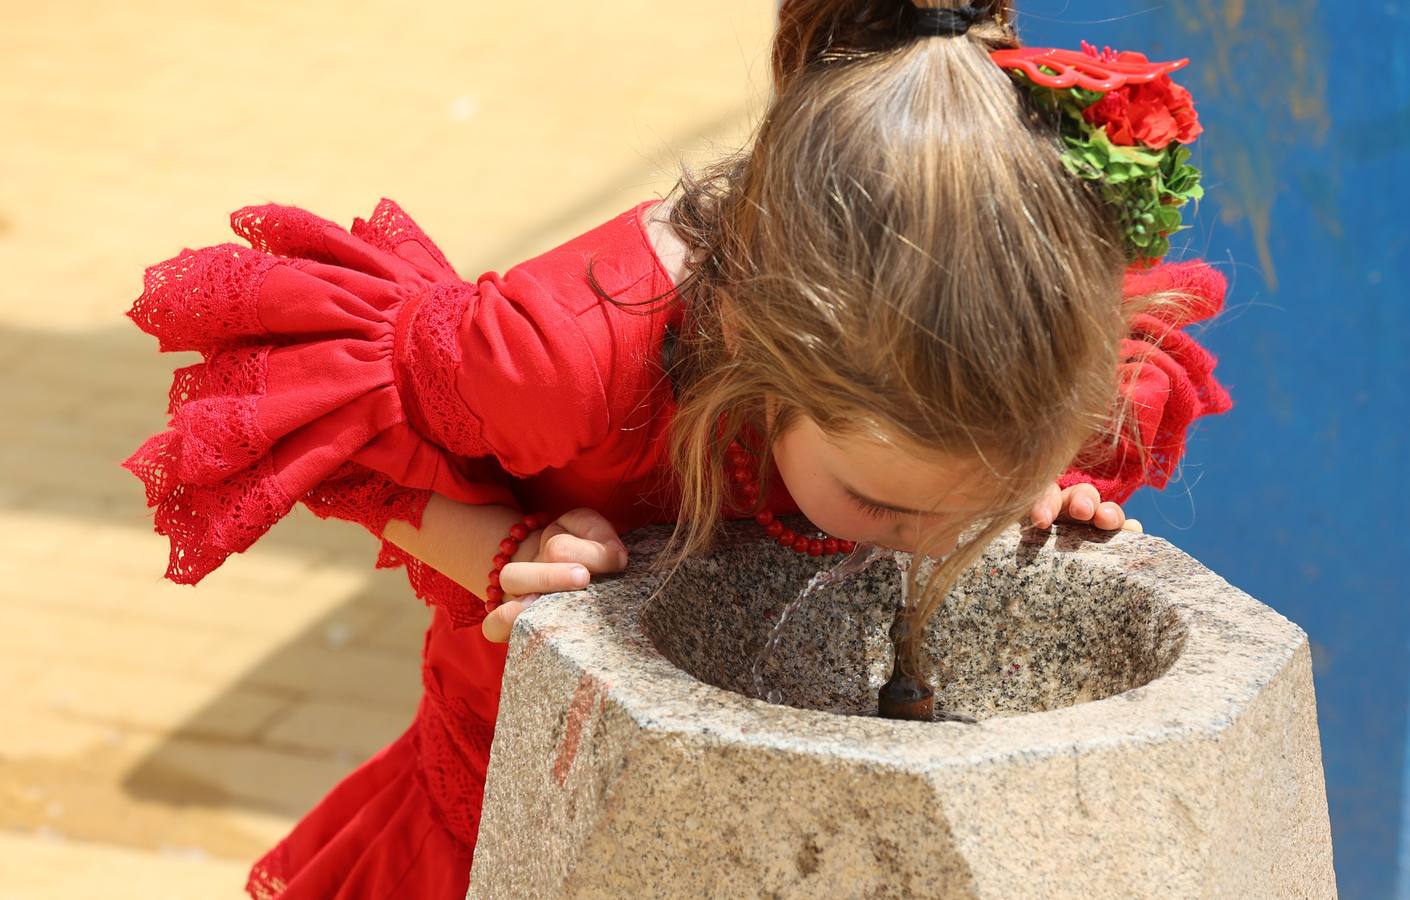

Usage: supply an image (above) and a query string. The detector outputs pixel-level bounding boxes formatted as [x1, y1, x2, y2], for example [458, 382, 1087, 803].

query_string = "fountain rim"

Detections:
[510, 521, 1307, 771]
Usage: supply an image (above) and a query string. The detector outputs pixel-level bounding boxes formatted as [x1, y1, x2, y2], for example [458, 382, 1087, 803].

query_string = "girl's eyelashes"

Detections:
[848, 492, 898, 519]
[847, 490, 960, 526]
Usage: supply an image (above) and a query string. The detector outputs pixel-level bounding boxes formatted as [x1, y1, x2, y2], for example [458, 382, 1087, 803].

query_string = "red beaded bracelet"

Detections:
[484, 511, 550, 611]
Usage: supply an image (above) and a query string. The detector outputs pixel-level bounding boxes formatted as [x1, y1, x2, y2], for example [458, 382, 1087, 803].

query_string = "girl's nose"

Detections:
[895, 521, 923, 553]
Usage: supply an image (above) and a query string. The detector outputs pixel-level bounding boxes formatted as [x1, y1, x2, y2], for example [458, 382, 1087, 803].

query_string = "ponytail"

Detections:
[772, 0, 1020, 90]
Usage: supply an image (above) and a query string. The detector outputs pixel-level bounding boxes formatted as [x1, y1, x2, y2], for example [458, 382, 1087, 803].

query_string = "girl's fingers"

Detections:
[550, 508, 628, 562]
[482, 507, 633, 645]
[1029, 482, 1063, 528]
[1091, 500, 1125, 531]
[1027, 483, 1140, 534]
[553, 507, 624, 543]
[481, 595, 539, 644]
[538, 531, 628, 572]
[1060, 483, 1102, 522]
[498, 560, 593, 597]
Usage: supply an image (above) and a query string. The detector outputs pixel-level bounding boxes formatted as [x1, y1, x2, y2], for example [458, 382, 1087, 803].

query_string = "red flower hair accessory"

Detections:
[990, 41, 1206, 265]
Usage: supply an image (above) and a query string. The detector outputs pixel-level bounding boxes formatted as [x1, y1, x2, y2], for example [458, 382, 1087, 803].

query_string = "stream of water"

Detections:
[749, 544, 979, 724]
[750, 542, 895, 703]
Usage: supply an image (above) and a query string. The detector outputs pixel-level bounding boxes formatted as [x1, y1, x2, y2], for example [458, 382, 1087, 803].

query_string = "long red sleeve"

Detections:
[122, 199, 606, 627]
[1059, 259, 1234, 504]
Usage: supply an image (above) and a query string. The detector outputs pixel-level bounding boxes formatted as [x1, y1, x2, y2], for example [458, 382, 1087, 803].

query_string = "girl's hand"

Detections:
[481, 507, 629, 643]
[1029, 482, 1144, 534]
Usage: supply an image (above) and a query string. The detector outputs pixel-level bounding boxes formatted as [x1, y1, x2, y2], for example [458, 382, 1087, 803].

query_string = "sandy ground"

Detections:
[0, 3, 771, 896]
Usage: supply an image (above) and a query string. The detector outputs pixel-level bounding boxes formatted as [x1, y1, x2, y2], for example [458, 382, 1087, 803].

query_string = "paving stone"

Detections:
[0, 832, 252, 900]
[0, 600, 224, 676]
[25, 665, 290, 742]
[126, 737, 357, 817]
[233, 644, 422, 711]
[262, 699, 414, 758]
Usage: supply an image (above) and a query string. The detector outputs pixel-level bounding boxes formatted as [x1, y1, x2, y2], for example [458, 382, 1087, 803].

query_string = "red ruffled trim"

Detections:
[1060, 259, 1234, 504]
[123, 199, 518, 626]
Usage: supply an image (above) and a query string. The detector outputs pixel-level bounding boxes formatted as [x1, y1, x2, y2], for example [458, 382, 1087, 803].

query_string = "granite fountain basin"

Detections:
[469, 520, 1335, 898]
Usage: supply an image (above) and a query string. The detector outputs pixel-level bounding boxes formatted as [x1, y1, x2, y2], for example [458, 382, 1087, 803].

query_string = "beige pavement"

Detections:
[0, 3, 771, 896]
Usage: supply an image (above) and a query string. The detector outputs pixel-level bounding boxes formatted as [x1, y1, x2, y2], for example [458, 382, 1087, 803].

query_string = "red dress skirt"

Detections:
[246, 607, 502, 899]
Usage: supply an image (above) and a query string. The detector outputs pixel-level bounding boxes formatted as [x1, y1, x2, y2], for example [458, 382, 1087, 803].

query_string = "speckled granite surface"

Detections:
[468, 520, 1335, 899]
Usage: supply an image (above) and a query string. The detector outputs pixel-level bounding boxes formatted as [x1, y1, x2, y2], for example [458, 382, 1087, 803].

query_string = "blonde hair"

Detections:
[593, 0, 1202, 673]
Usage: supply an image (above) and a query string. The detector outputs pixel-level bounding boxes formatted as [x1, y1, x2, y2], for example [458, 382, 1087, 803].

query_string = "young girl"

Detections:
[122, 1, 1231, 896]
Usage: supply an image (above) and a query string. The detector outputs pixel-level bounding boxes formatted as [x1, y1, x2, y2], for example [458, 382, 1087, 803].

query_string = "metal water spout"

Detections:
[878, 603, 934, 721]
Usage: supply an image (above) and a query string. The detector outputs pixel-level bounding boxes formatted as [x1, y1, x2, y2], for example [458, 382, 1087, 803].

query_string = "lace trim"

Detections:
[302, 461, 429, 538]
[231, 204, 341, 262]
[377, 541, 488, 629]
[352, 198, 454, 272]
[166, 347, 272, 483]
[1060, 261, 1233, 503]
[128, 243, 282, 354]
[413, 684, 496, 854]
[124, 340, 293, 584]
[123, 435, 293, 584]
[244, 841, 290, 900]
[399, 281, 492, 459]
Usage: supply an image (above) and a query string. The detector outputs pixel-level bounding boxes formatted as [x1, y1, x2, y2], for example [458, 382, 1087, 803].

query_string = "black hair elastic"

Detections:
[910, 3, 992, 38]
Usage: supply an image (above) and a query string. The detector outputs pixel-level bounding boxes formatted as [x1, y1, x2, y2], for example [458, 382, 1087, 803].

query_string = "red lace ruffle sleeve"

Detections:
[1059, 259, 1235, 505]
[122, 199, 606, 628]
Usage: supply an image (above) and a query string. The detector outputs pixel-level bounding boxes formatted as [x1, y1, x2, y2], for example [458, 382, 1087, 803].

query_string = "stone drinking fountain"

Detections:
[469, 519, 1336, 898]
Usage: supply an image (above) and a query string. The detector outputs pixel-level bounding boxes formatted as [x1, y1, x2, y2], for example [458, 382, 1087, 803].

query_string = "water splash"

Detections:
[894, 550, 913, 605]
[751, 542, 891, 703]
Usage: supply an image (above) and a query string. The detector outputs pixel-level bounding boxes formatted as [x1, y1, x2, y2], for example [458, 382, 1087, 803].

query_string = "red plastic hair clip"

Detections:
[990, 41, 1188, 92]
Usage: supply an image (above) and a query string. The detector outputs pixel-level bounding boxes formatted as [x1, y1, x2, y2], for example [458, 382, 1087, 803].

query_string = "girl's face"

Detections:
[770, 413, 1002, 555]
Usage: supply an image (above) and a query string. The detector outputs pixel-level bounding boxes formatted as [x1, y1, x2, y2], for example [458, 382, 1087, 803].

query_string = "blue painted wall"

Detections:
[1018, 2, 1408, 895]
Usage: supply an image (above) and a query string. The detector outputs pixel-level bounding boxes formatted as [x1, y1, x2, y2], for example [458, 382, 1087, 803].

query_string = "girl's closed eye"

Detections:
[848, 491, 900, 519]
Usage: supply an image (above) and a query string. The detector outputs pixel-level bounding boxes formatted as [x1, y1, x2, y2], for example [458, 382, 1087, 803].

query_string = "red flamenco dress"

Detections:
[121, 197, 1231, 899]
